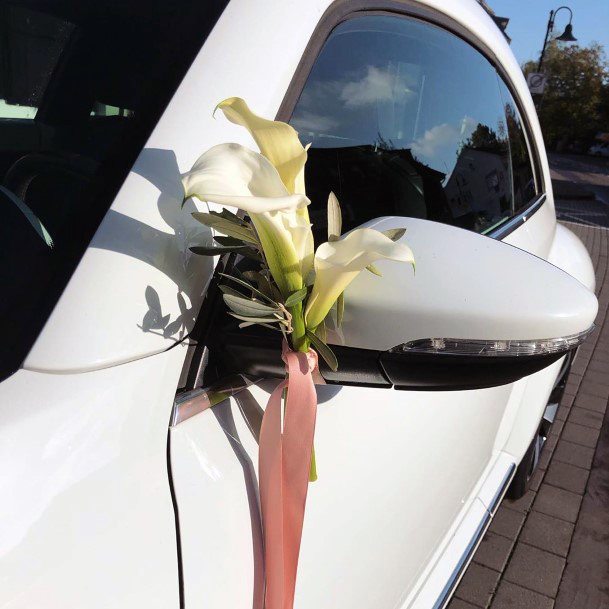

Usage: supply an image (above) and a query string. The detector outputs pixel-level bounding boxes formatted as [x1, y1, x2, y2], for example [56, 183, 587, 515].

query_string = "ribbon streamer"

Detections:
[258, 341, 318, 609]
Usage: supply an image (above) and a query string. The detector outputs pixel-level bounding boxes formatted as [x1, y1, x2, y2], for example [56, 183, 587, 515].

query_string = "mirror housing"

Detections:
[213, 217, 597, 391]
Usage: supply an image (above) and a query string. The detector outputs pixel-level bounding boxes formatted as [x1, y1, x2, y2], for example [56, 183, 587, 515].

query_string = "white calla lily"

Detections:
[182, 142, 307, 331]
[216, 97, 314, 278]
[305, 228, 415, 330]
[216, 97, 308, 195]
[182, 143, 308, 214]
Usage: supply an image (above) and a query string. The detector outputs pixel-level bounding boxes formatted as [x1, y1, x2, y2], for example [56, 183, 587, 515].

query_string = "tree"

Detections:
[463, 123, 506, 153]
[523, 42, 609, 150]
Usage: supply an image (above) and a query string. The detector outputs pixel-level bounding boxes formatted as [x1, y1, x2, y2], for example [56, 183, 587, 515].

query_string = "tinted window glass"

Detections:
[0, 5, 73, 119]
[0, 0, 228, 381]
[290, 16, 537, 241]
[498, 79, 536, 210]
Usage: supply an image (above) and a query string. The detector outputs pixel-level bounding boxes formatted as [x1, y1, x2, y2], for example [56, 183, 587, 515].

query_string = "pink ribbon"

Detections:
[258, 341, 318, 609]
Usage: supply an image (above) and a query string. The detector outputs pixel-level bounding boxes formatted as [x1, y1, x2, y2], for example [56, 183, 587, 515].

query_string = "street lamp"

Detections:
[538, 6, 577, 72]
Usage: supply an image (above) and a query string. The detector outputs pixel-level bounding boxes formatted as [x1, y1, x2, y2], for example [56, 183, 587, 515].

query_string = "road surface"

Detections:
[549, 152, 609, 206]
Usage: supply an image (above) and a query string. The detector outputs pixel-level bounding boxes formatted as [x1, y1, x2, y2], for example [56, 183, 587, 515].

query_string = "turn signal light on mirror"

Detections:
[391, 327, 595, 358]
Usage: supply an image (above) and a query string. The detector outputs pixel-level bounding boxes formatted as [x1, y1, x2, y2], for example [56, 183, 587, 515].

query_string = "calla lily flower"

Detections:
[216, 97, 314, 278]
[183, 143, 308, 214]
[305, 228, 415, 330]
[216, 97, 308, 195]
[182, 142, 308, 300]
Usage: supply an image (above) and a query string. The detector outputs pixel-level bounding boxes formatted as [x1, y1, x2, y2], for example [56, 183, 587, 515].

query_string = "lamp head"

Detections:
[556, 23, 577, 42]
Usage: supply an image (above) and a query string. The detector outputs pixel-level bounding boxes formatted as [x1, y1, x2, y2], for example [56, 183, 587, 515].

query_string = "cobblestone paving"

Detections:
[448, 212, 609, 609]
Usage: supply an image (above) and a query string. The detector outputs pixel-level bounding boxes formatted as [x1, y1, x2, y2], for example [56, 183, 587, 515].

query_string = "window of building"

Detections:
[289, 15, 538, 242]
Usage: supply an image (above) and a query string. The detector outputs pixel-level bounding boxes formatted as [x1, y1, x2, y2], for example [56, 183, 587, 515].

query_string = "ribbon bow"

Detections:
[258, 341, 318, 609]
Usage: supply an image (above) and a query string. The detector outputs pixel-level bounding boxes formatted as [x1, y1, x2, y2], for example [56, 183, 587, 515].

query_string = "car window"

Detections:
[289, 15, 538, 241]
[0, 6, 73, 120]
[497, 79, 536, 211]
[0, 0, 229, 382]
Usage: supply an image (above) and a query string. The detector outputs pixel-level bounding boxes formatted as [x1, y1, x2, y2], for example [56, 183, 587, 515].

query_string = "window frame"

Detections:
[275, 0, 545, 240]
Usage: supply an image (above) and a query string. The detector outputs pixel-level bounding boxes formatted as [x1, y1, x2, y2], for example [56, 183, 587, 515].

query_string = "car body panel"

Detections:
[23, 0, 556, 373]
[170, 380, 513, 609]
[548, 222, 596, 291]
[0, 346, 185, 609]
[0, 0, 598, 608]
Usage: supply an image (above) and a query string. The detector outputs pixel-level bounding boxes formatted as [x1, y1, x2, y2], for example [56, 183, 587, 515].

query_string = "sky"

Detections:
[488, 0, 609, 66]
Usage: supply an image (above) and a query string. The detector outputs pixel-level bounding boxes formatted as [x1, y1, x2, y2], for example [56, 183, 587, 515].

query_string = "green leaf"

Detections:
[366, 263, 383, 277]
[307, 330, 338, 372]
[223, 293, 279, 317]
[192, 212, 258, 244]
[238, 321, 284, 332]
[219, 273, 277, 304]
[190, 245, 250, 256]
[229, 312, 286, 325]
[219, 284, 247, 299]
[327, 191, 342, 242]
[241, 271, 275, 299]
[213, 236, 248, 246]
[336, 292, 345, 327]
[382, 227, 407, 242]
[284, 286, 308, 308]
[210, 208, 248, 226]
[315, 320, 327, 342]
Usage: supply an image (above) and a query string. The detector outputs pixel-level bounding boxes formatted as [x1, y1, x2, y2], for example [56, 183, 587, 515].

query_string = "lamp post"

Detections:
[538, 6, 577, 72]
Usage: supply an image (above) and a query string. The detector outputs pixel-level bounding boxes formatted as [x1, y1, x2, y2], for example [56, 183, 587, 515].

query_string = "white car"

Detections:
[588, 141, 609, 157]
[0, 1, 598, 609]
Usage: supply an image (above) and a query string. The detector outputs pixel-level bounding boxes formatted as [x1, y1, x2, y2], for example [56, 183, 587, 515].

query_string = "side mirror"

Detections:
[325, 217, 597, 389]
[214, 217, 597, 391]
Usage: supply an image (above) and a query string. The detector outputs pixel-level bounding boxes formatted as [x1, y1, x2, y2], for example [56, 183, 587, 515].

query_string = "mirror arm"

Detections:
[209, 323, 592, 392]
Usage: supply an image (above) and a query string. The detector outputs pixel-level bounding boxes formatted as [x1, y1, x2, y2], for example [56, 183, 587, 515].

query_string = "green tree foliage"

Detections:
[463, 123, 506, 153]
[523, 42, 609, 150]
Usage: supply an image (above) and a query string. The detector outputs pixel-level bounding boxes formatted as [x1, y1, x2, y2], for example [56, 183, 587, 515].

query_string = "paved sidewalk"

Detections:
[448, 212, 609, 609]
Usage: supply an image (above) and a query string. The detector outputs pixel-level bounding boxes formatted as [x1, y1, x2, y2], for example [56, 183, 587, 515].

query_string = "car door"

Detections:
[167, 2, 561, 609]
[0, 2, 228, 608]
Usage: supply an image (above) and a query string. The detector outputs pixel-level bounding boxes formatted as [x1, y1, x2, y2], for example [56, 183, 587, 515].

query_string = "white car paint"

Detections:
[171, 380, 514, 609]
[0, 1, 598, 609]
[548, 222, 596, 291]
[0, 346, 185, 608]
[328, 216, 597, 350]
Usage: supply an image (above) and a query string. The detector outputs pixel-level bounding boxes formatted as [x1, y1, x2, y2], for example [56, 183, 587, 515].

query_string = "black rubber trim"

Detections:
[215, 323, 391, 387]
[380, 350, 565, 391]
[488, 194, 547, 241]
[166, 430, 185, 609]
[211, 320, 567, 391]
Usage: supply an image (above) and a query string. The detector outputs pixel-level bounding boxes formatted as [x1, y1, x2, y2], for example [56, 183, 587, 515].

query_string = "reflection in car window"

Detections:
[0, 0, 229, 382]
[290, 16, 537, 241]
[497, 79, 536, 211]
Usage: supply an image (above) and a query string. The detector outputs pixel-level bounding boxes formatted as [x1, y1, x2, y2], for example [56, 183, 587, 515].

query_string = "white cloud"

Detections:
[339, 65, 414, 108]
[410, 116, 477, 158]
[410, 123, 458, 158]
[290, 111, 339, 133]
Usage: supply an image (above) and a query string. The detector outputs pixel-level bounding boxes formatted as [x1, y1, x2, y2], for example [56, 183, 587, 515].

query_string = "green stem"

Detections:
[309, 446, 318, 482]
[288, 301, 309, 352]
[287, 303, 317, 482]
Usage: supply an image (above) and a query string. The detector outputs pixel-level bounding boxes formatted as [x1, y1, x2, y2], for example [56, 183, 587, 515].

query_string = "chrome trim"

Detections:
[433, 462, 516, 609]
[487, 463, 517, 515]
[488, 193, 547, 240]
[433, 512, 491, 609]
[171, 375, 257, 426]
